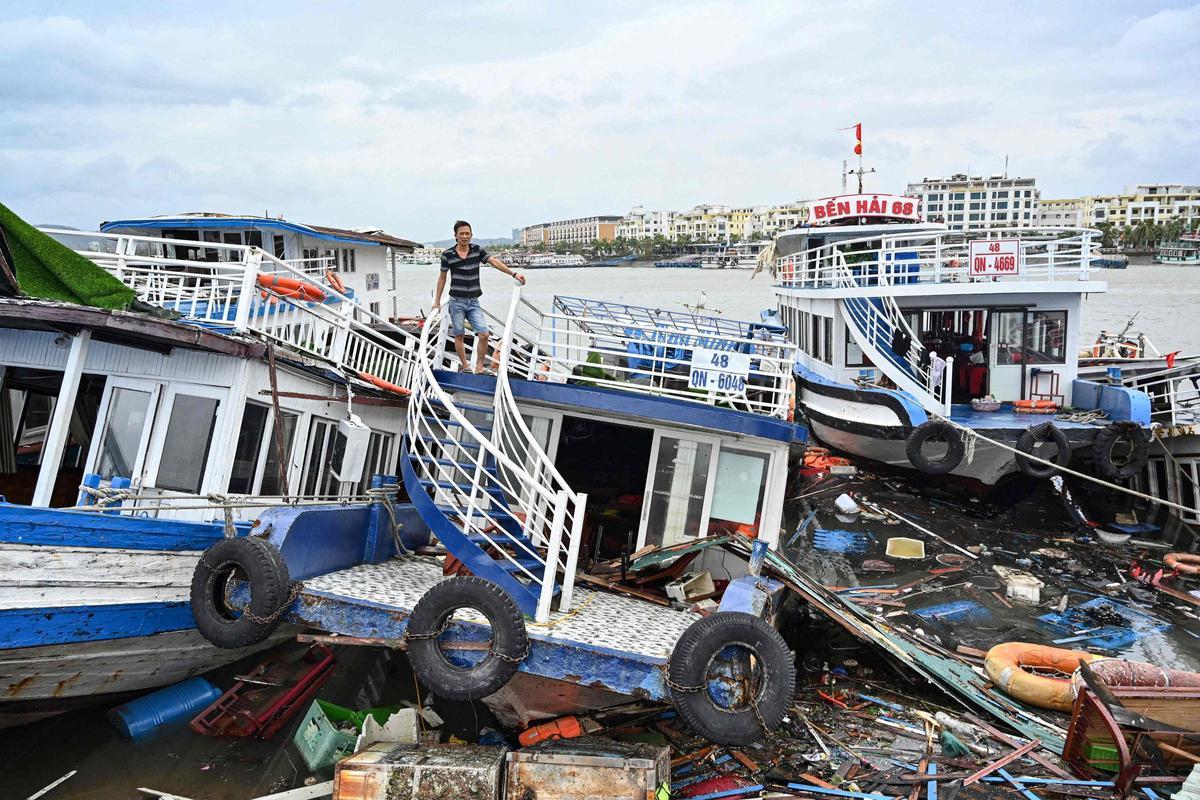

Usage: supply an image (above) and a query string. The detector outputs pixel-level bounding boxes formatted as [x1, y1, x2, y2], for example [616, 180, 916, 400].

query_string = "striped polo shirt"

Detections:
[440, 244, 491, 299]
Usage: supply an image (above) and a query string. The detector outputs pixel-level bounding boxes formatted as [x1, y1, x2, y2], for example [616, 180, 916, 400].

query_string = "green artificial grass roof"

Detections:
[0, 201, 135, 310]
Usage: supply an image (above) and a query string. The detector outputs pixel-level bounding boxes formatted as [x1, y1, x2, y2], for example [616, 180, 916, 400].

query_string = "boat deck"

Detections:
[290, 558, 702, 699]
[948, 404, 1102, 431]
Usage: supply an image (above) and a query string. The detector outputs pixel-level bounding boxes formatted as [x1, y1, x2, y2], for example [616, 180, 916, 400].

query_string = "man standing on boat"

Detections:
[433, 220, 525, 374]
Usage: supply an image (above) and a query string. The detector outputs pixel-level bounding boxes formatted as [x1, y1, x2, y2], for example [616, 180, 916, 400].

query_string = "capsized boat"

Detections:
[765, 192, 1155, 485]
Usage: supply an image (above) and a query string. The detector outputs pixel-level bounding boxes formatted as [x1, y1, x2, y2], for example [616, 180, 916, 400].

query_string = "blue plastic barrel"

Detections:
[108, 677, 223, 740]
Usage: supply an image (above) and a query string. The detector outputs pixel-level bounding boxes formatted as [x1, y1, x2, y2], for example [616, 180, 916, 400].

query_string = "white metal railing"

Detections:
[775, 226, 1099, 290]
[471, 295, 798, 418]
[1126, 365, 1200, 427]
[40, 229, 418, 392]
[407, 295, 584, 622]
[832, 251, 951, 414]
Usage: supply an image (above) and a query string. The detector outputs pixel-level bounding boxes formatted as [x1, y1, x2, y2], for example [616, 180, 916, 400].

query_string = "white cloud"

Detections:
[0, 1, 1196, 240]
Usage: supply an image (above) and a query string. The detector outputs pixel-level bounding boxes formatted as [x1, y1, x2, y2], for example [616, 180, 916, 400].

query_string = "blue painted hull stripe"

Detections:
[0, 602, 195, 649]
[0, 504, 236, 552]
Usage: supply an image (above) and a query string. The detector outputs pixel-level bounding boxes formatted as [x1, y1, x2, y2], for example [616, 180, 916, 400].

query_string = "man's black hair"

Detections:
[453, 220, 471, 233]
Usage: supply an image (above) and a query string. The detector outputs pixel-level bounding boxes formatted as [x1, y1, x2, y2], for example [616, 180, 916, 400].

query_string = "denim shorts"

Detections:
[447, 297, 490, 337]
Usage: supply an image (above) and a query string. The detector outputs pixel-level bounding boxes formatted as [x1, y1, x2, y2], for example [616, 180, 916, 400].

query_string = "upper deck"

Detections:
[773, 224, 1107, 299]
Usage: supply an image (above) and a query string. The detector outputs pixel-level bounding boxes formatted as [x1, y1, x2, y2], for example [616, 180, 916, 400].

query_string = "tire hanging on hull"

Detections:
[905, 420, 965, 475]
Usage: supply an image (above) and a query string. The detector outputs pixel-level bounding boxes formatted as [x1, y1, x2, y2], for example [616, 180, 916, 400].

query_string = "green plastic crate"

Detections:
[1083, 741, 1120, 773]
[292, 700, 402, 771]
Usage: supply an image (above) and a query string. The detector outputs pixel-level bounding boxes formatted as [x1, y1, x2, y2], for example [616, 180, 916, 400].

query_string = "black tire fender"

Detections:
[667, 612, 795, 746]
[191, 537, 291, 649]
[905, 419, 965, 475]
[1092, 421, 1149, 480]
[1015, 421, 1072, 478]
[406, 577, 528, 701]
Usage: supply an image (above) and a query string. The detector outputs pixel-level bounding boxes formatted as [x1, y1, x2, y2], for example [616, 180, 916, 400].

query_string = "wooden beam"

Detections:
[32, 330, 90, 507]
[257, 389, 405, 407]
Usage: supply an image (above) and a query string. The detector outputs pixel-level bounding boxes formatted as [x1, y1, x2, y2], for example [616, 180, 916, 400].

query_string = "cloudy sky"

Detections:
[3, 1, 1197, 242]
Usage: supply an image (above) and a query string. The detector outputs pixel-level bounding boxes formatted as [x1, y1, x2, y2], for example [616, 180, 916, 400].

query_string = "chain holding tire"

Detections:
[748, 688, 774, 739]
[205, 554, 301, 626]
[405, 614, 530, 665]
[665, 674, 707, 694]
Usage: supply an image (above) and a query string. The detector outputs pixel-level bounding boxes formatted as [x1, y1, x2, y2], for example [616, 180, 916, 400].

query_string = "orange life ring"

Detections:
[326, 270, 346, 295]
[256, 273, 326, 302]
[985, 642, 1104, 712]
[1165, 552, 1200, 576]
[1091, 344, 1104, 358]
[357, 371, 410, 396]
[1014, 400, 1035, 412]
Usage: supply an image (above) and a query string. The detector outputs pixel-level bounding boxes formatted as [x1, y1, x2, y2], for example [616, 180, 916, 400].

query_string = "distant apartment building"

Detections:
[614, 201, 808, 242]
[617, 207, 676, 239]
[905, 174, 1040, 231]
[1037, 184, 1200, 229]
[519, 215, 622, 246]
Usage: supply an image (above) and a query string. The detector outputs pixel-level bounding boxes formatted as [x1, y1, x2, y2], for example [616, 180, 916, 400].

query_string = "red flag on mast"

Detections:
[854, 123, 862, 156]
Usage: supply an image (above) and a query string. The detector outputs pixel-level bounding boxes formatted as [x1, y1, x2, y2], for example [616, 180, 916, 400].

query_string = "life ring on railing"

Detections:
[325, 270, 346, 295]
[256, 273, 326, 302]
[357, 370, 411, 396]
[1090, 343, 1104, 358]
[984, 642, 1104, 712]
[785, 376, 797, 423]
[1164, 552, 1200, 576]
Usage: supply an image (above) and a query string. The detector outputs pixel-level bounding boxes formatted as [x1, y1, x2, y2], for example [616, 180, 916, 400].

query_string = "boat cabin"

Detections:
[99, 214, 420, 320]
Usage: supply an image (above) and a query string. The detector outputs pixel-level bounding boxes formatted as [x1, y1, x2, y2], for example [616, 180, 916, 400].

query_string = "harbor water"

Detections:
[397, 262, 1200, 356]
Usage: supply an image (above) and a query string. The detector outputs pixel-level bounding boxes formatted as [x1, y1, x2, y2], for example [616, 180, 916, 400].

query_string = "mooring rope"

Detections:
[934, 414, 1200, 518]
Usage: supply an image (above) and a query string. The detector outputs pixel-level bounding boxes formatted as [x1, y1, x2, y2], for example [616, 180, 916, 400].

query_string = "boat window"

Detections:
[229, 403, 270, 494]
[359, 431, 395, 489]
[845, 326, 869, 367]
[156, 394, 220, 493]
[707, 448, 769, 536]
[302, 417, 338, 496]
[643, 437, 713, 549]
[1025, 311, 1067, 364]
[272, 235, 286, 259]
[96, 387, 154, 481]
[993, 311, 1025, 365]
[259, 411, 298, 496]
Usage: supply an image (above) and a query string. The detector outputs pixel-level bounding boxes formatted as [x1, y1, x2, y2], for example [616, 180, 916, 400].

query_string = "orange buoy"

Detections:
[1014, 399, 1035, 412]
[1165, 552, 1200, 576]
[256, 273, 326, 302]
[357, 371, 410, 396]
[985, 642, 1104, 711]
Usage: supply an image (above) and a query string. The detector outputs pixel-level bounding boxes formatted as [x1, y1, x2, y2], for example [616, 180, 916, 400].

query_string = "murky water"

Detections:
[397, 261, 1200, 356]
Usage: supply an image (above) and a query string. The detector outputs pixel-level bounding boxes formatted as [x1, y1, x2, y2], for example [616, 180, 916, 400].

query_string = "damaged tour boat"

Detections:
[2, 203, 811, 747]
[0, 207, 422, 725]
[767, 192, 1156, 485]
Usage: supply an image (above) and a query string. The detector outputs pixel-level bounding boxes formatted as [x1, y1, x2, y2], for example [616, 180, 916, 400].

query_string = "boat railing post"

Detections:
[557, 492, 586, 612]
[234, 248, 263, 333]
[537, 491, 569, 623]
[934, 236, 942, 283]
[943, 355, 954, 415]
[1080, 232, 1092, 280]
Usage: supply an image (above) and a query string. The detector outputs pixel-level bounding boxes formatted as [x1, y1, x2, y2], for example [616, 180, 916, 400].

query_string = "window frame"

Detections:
[143, 383, 227, 494]
[84, 377, 163, 487]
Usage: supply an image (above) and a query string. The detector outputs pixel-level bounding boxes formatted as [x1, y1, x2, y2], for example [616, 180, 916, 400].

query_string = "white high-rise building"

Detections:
[617, 207, 677, 239]
[905, 174, 1040, 231]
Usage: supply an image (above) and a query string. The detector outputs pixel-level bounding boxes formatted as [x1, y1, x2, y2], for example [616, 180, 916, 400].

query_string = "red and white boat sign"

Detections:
[968, 238, 1021, 277]
[806, 194, 921, 225]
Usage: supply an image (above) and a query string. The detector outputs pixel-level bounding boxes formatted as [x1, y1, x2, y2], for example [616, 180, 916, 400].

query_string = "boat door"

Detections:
[83, 378, 162, 487]
[989, 309, 1026, 401]
[637, 431, 720, 550]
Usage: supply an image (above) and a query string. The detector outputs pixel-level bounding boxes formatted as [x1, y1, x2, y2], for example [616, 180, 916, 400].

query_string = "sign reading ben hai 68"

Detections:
[807, 194, 921, 225]
[968, 238, 1021, 277]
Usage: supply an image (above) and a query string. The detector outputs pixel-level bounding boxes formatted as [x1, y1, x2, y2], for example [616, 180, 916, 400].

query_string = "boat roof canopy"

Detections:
[100, 215, 420, 250]
[774, 222, 947, 257]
